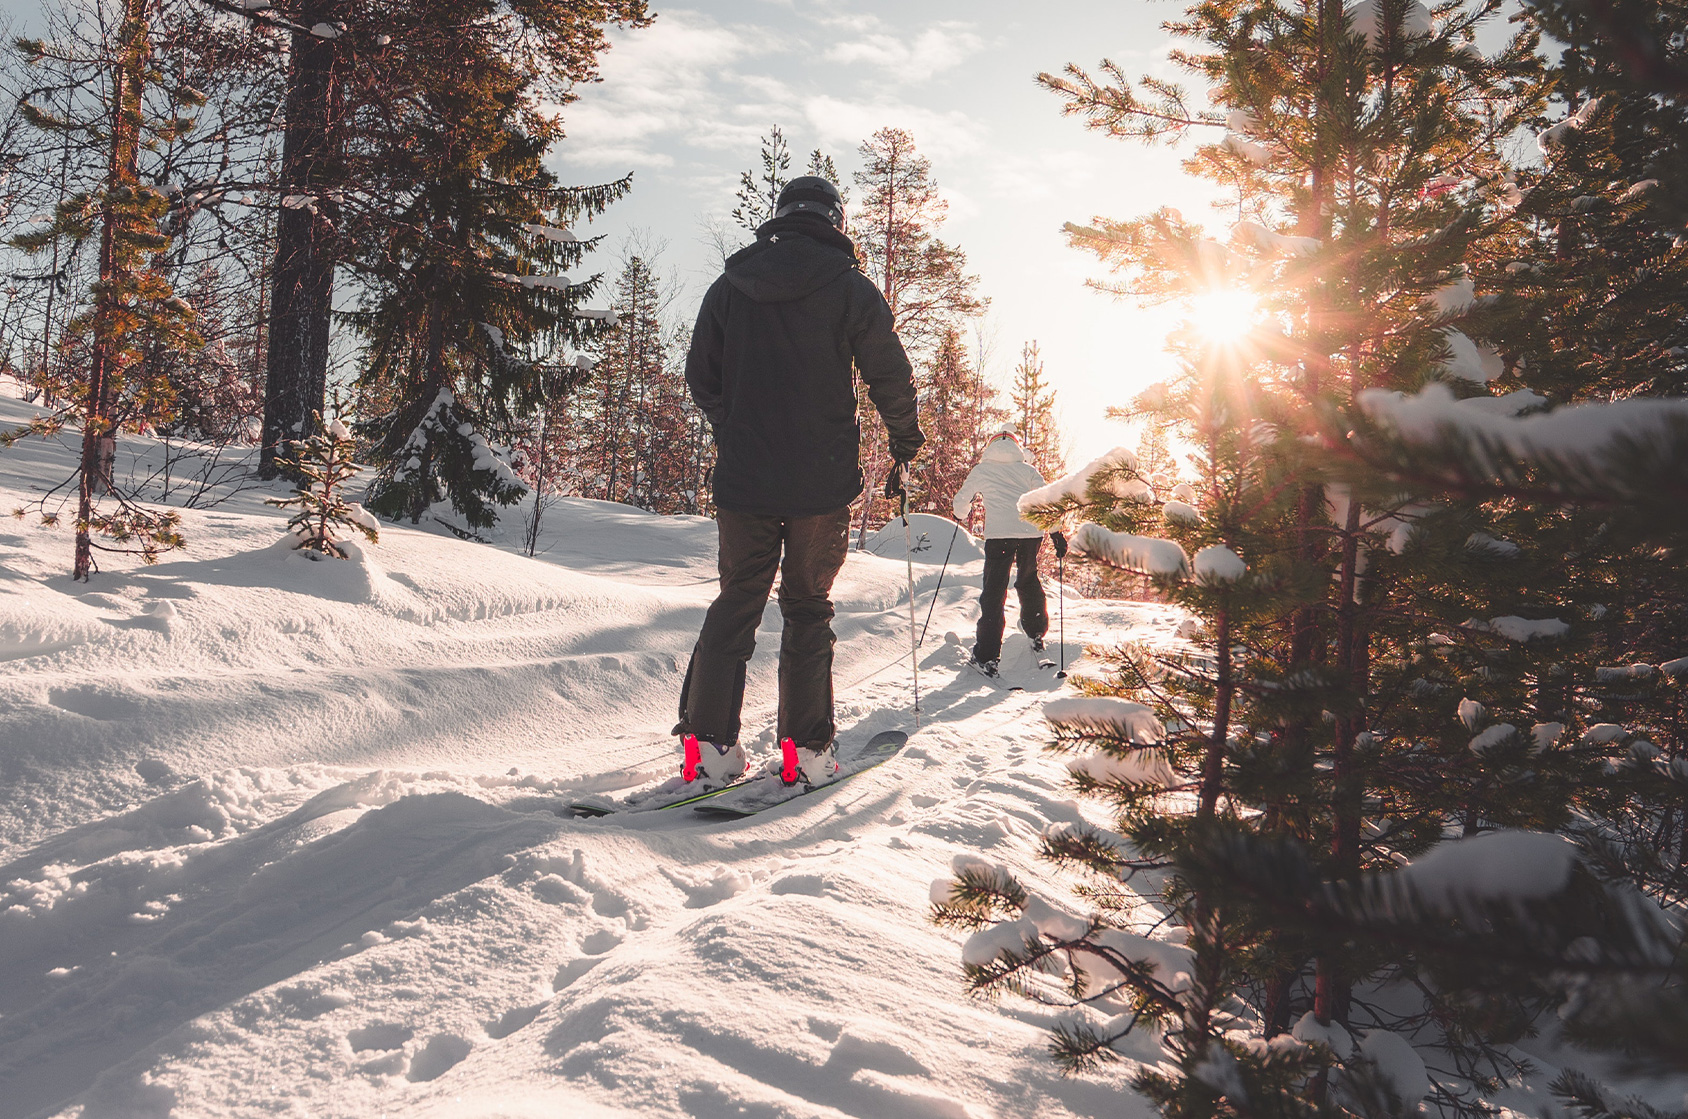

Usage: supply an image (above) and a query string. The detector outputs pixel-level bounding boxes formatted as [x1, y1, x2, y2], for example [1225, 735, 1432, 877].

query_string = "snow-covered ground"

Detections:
[0, 388, 1193, 1118]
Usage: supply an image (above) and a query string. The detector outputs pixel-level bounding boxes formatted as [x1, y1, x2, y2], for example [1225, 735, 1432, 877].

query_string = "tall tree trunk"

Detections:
[259, 0, 342, 479]
[409, 299, 445, 523]
[1200, 604, 1232, 817]
[76, 0, 147, 581]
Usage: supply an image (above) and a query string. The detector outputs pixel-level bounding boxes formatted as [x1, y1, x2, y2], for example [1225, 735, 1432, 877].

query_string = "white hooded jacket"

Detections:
[952, 436, 1048, 540]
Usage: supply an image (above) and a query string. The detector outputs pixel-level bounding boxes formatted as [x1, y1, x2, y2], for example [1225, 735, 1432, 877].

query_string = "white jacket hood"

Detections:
[953, 437, 1049, 539]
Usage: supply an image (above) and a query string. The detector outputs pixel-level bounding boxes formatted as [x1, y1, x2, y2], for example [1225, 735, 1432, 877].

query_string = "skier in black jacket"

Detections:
[676, 176, 923, 791]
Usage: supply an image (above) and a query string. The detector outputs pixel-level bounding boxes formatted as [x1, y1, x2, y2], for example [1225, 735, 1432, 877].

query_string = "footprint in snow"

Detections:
[485, 1003, 545, 1039]
[407, 1033, 472, 1082]
[348, 1023, 412, 1052]
[580, 928, 623, 954]
[551, 957, 600, 991]
[661, 865, 756, 908]
[769, 873, 829, 897]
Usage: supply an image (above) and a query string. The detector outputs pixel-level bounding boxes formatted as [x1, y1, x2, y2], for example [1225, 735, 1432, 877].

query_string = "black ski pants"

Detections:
[678, 507, 851, 750]
[973, 537, 1048, 663]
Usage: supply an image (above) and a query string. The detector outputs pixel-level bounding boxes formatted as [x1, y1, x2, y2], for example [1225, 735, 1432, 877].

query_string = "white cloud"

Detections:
[561, 10, 777, 167]
[825, 22, 985, 77]
[802, 95, 985, 162]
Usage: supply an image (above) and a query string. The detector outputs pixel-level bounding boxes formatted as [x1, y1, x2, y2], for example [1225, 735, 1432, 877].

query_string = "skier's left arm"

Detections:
[847, 277, 923, 463]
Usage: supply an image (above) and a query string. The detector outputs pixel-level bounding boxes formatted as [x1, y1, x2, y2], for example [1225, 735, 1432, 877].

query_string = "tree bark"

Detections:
[76, 0, 147, 580]
[259, 0, 342, 479]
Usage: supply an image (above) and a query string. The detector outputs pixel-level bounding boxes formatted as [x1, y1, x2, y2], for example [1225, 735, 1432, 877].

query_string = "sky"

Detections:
[552, 0, 1228, 467]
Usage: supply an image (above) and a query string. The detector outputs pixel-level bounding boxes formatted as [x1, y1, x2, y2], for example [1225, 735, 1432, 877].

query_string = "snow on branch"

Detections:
[1019, 446, 1149, 513]
[493, 271, 575, 291]
[520, 222, 578, 243]
[1467, 615, 1571, 642]
[1231, 220, 1319, 257]
[1437, 329, 1504, 383]
[1068, 522, 1189, 577]
[1044, 697, 1166, 745]
[1357, 384, 1688, 507]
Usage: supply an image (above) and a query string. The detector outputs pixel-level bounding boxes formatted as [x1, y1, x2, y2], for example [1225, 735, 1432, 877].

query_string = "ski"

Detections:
[692, 730, 908, 819]
[563, 749, 755, 817]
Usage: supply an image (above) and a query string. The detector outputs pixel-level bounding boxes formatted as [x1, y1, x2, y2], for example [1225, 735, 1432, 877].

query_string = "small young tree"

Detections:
[265, 410, 377, 558]
[1009, 340, 1066, 479]
[730, 125, 791, 232]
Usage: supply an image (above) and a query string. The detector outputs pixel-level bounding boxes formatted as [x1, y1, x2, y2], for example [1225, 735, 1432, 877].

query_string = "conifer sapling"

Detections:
[266, 411, 379, 559]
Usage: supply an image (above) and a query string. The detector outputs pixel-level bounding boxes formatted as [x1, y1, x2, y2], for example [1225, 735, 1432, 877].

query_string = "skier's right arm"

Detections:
[847, 277, 923, 463]
[685, 280, 729, 429]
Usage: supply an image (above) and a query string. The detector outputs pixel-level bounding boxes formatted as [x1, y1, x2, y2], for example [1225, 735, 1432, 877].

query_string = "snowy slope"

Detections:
[0, 388, 1189, 1119]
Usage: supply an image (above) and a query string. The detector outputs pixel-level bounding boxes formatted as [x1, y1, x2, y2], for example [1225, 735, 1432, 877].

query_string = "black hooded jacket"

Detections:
[685, 212, 923, 517]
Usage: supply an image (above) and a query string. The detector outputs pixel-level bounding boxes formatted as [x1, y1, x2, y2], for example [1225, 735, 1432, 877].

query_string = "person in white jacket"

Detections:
[951, 433, 1066, 676]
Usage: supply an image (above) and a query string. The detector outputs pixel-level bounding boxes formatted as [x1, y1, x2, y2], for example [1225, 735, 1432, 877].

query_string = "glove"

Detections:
[883, 460, 909, 500]
[1051, 530, 1068, 558]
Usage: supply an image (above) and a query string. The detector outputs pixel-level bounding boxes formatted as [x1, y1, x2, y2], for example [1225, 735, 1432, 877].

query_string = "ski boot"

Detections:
[969, 656, 1000, 678]
[681, 733, 747, 789]
[777, 737, 839, 787]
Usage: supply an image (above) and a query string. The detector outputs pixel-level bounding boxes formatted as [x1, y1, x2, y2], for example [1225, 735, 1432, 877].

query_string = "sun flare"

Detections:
[1184, 288, 1261, 346]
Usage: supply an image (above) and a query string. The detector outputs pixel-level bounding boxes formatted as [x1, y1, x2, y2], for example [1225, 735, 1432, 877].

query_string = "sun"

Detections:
[1184, 288, 1260, 346]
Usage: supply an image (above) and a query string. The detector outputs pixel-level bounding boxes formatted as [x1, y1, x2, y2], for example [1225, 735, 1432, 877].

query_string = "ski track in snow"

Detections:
[0, 391, 1183, 1118]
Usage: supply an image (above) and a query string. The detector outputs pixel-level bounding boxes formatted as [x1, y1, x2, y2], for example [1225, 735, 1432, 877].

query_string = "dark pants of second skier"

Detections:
[678, 507, 850, 751]
[974, 537, 1049, 663]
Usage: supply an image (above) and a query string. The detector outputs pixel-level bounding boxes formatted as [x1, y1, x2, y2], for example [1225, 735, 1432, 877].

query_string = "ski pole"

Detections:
[1056, 550, 1067, 679]
[898, 466, 921, 726]
[917, 520, 961, 647]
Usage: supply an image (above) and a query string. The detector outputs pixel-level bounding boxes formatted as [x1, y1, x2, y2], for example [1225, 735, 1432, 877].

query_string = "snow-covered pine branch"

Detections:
[1351, 385, 1688, 529]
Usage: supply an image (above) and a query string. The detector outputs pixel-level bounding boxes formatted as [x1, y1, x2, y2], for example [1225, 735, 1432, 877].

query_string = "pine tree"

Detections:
[1009, 340, 1066, 480]
[729, 127, 849, 234]
[577, 252, 667, 507]
[345, 28, 622, 534]
[850, 126, 985, 544]
[265, 410, 378, 558]
[6, 0, 203, 579]
[913, 326, 1006, 514]
[218, 0, 652, 478]
[931, 0, 1688, 1112]
[731, 125, 790, 232]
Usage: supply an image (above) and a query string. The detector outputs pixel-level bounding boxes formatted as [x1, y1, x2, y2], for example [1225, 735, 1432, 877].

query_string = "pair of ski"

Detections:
[565, 730, 908, 820]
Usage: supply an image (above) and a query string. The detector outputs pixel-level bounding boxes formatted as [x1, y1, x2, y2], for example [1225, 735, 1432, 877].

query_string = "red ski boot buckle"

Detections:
[682, 734, 702, 783]
[780, 737, 800, 786]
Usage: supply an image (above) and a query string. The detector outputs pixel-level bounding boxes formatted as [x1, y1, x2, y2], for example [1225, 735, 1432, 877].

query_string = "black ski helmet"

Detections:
[774, 176, 845, 228]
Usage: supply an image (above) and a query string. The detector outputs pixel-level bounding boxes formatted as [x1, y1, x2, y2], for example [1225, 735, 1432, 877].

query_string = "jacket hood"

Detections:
[981, 436, 1026, 464]
[723, 214, 858, 304]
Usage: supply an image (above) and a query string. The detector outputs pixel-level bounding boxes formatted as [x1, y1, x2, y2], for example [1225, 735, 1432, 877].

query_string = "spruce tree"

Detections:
[345, 36, 620, 535]
[913, 326, 1006, 515]
[932, 0, 1688, 1112]
[212, 0, 651, 478]
[265, 410, 378, 558]
[576, 252, 668, 508]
